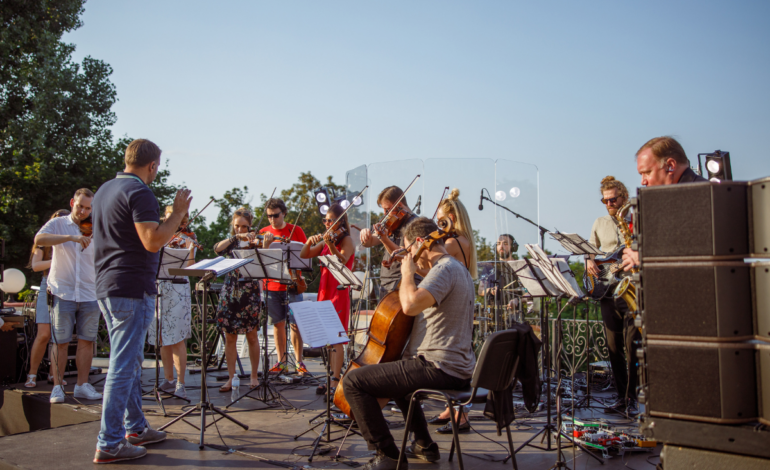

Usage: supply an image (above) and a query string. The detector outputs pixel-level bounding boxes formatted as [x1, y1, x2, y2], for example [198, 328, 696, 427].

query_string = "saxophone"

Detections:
[612, 202, 638, 315]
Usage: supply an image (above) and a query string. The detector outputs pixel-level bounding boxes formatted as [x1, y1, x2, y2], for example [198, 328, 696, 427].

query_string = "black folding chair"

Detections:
[397, 330, 521, 470]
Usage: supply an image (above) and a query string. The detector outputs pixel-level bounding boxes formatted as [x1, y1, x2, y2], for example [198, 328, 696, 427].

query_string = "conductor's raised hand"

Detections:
[172, 188, 193, 215]
[400, 252, 417, 278]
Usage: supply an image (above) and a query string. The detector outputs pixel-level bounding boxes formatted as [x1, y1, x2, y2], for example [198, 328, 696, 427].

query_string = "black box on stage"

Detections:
[642, 261, 754, 341]
[749, 177, 770, 257]
[755, 262, 770, 342]
[661, 445, 770, 470]
[760, 342, 770, 426]
[645, 339, 758, 423]
[637, 181, 750, 259]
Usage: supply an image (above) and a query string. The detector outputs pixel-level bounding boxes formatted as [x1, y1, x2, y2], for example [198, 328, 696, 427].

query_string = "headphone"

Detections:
[667, 166, 674, 173]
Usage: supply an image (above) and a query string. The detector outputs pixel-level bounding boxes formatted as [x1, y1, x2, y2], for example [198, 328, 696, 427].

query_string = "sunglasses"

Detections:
[322, 219, 335, 225]
[601, 197, 621, 205]
[266, 213, 282, 219]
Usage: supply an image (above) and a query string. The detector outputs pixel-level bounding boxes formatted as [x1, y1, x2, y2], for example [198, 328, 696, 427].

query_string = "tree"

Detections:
[0, 1, 177, 289]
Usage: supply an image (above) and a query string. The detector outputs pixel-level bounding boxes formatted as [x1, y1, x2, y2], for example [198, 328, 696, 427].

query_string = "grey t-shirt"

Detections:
[405, 255, 476, 379]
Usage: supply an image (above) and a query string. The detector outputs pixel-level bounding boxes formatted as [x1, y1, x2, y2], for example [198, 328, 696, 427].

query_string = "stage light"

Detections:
[340, 200, 350, 209]
[313, 187, 338, 215]
[352, 195, 363, 206]
[698, 150, 732, 183]
[495, 191, 506, 201]
[509, 187, 521, 198]
[316, 192, 327, 203]
[319, 205, 329, 215]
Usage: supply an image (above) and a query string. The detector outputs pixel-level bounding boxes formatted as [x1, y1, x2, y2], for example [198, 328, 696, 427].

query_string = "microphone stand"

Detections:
[481, 193, 551, 250]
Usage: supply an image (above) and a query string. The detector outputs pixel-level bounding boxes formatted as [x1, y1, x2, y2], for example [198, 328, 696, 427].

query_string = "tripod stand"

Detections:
[161, 261, 251, 448]
[143, 247, 192, 413]
[226, 247, 294, 409]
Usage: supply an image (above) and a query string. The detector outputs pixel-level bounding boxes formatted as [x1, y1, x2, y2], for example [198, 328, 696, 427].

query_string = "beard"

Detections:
[607, 206, 618, 216]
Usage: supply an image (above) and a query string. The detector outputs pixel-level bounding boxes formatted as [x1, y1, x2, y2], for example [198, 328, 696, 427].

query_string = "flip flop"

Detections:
[219, 384, 232, 393]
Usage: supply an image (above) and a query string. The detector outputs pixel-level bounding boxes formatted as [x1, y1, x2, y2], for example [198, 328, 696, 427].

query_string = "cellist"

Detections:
[359, 186, 420, 300]
[343, 217, 476, 470]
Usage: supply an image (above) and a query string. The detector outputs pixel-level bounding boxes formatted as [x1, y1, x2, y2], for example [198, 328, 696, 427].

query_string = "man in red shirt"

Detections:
[261, 198, 308, 374]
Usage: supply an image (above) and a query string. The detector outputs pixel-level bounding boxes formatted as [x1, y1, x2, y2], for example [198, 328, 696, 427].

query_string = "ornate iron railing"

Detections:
[550, 318, 609, 378]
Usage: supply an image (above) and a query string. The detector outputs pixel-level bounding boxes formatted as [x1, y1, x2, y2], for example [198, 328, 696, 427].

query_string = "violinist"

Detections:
[259, 198, 309, 376]
[300, 203, 355, 395]
[146, 206, 196, 399]
[343, 217, 476, 470]
[34, 188, 103, 404]
[359, 186, 420, 300]
[212, 207, 263, 392]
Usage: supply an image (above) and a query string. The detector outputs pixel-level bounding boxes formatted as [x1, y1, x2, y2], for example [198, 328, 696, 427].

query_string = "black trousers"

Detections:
[599, 296, 641, 401]
[343, 356, 470, 452]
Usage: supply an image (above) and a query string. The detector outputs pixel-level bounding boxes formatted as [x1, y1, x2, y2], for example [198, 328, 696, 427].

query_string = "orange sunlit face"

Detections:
[265, 208, 285, 229]
[233, 216, 251, 234]
[637, 148, 671, 187]
[601, 189, 625, 216]
[70, 195, 93, 223]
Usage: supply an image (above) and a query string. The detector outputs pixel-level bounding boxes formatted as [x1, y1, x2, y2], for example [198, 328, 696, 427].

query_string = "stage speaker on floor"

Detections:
[760, 342, 770, 426]
[637, 181, 750, 259]
[755, 262, 770, 342]
[642, 261, 754, 340]
[749, 177, 770, 257]
[661, 445, 770, 470]
[645, 339, 757, 423]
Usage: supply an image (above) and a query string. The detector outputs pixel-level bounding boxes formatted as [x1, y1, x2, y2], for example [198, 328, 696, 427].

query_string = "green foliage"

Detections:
[0, 1, 177, 289]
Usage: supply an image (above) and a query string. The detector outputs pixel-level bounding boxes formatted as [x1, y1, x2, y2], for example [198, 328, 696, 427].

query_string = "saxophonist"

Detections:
[587, 176, 640, 413]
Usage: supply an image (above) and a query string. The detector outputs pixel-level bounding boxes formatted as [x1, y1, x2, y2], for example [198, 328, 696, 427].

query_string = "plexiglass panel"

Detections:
[494, 160, 540, 250]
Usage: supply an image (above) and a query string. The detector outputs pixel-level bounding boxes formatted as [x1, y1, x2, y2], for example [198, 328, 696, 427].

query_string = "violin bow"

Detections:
[287, 198, 308, 241]
[321, 185, 369, 239]
[253, 187, 277, 233]
[431, 186, 450, 219]
[172, 196, 215, 237]
[376, 174, 421, 226]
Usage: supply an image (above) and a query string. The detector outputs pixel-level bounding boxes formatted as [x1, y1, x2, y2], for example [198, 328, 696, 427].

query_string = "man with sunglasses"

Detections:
[260, 198, 308, 375]
[586, 176, 639, 414]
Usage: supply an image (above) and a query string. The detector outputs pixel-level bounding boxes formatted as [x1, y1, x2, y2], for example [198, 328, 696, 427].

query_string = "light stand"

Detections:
[161, 263, 250, 448]
[226, 247, 295, 409]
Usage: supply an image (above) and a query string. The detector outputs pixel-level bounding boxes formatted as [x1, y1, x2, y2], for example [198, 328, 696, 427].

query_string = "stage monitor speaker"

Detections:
[642, 261, 753, 340]
[760, 342, 770, 426]
[749, 177, 770, 257]
[637, 182, 750, 258]
[755, 262, 770, 342]
[0, 330, 17, 385]
[645, 339, 757, 423]
[661, 445, 770, 470]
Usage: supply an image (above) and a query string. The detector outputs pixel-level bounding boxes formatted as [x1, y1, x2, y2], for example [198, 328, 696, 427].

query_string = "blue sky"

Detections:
[64, 1, 770, 254]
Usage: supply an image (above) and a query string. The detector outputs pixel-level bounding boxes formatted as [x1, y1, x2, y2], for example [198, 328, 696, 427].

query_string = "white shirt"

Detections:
[589, 215, 624, 254]
[37, 214, 97, 302]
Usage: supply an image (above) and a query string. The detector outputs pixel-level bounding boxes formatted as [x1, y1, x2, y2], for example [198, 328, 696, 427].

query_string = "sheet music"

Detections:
[318, 255, 362, 287]
[272, 241, 313, 271]
[158, 247, 194, 280]
[525, 244, 580, 298]
[232, 249, 289, 280]
[549, 232, 603, 256]
[289, 300, 349, 348]
[185, 257, 250, 275]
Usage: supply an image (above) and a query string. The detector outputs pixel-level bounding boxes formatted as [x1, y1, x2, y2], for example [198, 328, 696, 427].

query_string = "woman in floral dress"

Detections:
[213, 207, 264, 392]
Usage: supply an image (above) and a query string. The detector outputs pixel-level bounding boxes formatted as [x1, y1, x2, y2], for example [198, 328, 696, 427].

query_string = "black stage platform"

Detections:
[0, 358, 660, 469]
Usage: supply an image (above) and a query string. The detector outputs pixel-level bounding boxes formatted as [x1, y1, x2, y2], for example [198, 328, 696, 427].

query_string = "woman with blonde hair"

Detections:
[426, 189, 478, 434]
[212, 207, 264, 392]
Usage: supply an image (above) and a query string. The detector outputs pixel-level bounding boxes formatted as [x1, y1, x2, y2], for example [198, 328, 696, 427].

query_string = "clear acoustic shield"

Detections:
[494, 159, 540, 253]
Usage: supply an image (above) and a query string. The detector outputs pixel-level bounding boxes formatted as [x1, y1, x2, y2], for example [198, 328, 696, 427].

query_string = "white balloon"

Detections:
[0, 268, 26, 294]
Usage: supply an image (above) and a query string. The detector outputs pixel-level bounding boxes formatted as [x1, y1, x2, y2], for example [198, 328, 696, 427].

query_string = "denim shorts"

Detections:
[36, 276, 50, 324]
[51, 296, 101, 343]
[264, 291, 301, 325]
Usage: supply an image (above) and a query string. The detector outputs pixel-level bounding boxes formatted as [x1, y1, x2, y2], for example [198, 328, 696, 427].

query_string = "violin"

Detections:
[381, 216, 454, 268]
[373, 204, 411, 238]
[334, 219, 453, 419]
[78, 215, 93, 252]
[289, 269, 307, 294]
[238, 231, 290, 249]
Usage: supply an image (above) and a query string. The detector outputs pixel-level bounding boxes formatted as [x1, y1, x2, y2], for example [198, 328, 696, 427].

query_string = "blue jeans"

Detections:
[51, 296, 101, 343]
[97, 293, 155, 451]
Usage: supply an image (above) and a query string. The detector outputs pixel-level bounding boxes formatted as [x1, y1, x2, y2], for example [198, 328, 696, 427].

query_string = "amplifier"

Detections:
[642, 261, 753, 341]
[645, 339, 757, 424]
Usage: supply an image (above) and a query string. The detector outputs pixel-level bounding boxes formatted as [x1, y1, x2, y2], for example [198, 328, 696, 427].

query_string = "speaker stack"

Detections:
[633, 177, 770, 465]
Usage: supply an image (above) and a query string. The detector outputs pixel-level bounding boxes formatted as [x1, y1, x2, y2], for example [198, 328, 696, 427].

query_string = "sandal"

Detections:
[25, 374, 37, 388]
[219, 384, 232, 393]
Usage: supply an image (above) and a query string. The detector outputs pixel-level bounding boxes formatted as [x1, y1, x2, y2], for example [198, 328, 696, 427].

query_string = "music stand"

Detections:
[290, 300, 360, 462]
[143, 247, 192, 412]
[549, 232, 606, 411]
[273, 240, 313, 376]
[226, 248, 295, 409]
[160, 257, 251, 448]
[518, 245, 601, 468]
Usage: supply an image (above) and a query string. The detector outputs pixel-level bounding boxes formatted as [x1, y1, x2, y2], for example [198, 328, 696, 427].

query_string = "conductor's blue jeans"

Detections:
[96, 293, 155, 451]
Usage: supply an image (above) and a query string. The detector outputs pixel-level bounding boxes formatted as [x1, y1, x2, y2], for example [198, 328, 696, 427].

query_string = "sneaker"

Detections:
[269, 362, 287, 375]
[126, 425, 167, 446]
[74, 382, 103, 400]
[361, 451, 404, 470]
[93, 439, 147, 464]
[159, 379, 176, 393]
[50, 385, 65, 404]
[175, 382, 187, 399]
[296, 361, 309, 375]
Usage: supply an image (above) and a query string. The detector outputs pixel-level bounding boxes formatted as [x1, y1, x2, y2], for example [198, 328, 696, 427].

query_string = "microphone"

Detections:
[414, 195, 422, 215]
[479, 189, 484, 211]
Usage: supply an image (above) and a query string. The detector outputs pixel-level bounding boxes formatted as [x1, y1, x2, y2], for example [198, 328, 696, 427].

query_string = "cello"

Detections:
[333, 218, 454, 418]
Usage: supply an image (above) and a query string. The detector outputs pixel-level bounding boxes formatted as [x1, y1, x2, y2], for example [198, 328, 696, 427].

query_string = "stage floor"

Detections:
[0, 357, 658, 469]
